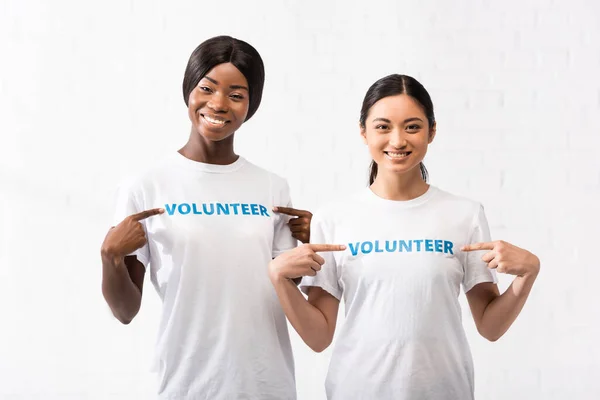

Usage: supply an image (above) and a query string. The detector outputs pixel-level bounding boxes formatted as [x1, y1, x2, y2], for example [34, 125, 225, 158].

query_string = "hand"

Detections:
[269, 243, 346, 283]
[101, 208, 164, 263]
[273, 206, 313, 244]
[461, 240, 540, 277]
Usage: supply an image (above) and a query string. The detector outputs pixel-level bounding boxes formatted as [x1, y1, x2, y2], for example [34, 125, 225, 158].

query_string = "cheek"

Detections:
[233, 101, 250, 121]
[187, 91, 202, 111]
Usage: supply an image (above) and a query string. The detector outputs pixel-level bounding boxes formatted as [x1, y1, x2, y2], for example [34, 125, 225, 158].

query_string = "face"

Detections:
[361, 94, 436, 178]
[188, 62, 250, 142]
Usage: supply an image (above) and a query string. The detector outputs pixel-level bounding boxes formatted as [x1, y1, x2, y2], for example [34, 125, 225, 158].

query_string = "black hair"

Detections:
[182, 36, 265, 121]
[359, 74, 435, 185]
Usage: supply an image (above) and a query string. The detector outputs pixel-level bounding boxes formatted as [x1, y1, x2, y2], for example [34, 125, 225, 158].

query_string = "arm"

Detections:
[269, 243, 345, 352]
[101, 253, 145, 325]
[100, 208, 163, 324]
[270, 273, 339, 352]
[464, 240, 540, 342]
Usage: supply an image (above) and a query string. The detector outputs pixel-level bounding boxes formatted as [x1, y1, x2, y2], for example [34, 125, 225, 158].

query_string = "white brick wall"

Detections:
[1, 0, 598, 398]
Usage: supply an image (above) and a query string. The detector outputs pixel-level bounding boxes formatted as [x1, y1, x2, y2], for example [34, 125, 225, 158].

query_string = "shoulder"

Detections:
[116, 154, 177, 195]
[242, 158, 289, 190]
[430, 186, 485, 223]
[312, 190, 369, 227]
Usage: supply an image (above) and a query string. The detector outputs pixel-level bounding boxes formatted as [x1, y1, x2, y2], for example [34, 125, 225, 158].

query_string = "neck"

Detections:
[370, 166, 429, 201]
[179, 128, 238, 165]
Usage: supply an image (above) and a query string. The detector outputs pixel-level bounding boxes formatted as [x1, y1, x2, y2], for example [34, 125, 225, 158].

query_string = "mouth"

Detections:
[200, 113, 230, 127]
[384, 151, 412, 160]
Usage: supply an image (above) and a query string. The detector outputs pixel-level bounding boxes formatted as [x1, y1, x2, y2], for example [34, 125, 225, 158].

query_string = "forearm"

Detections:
[101, 252, 142, 324]
[271, 277, 333, 352]
[478, 272, 538, 341]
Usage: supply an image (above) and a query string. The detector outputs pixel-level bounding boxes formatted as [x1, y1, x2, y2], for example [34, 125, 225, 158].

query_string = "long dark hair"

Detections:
[182, 36, 265, 121]
[359, 74, 435, 185]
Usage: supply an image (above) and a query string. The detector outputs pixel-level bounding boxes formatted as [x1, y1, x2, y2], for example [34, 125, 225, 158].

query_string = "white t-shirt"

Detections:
[113, 153, 297, 400]
[300, 186, 497, 400]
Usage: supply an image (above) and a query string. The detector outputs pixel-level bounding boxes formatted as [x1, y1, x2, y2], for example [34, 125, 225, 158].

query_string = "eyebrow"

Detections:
[372, 117, 424, 124]
[203, 76, 249, 91]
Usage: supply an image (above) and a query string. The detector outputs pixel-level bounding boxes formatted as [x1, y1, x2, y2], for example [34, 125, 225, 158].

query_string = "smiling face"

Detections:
[361, 94, 436, 178]
[187, 62, 250, 142]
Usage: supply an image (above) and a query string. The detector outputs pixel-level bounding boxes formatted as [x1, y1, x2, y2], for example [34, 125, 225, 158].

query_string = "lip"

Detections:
[199, 113, 230, 127]
[384, 150, 412, 161]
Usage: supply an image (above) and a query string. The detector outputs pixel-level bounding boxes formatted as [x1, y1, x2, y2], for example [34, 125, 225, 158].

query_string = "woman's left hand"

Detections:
[462, 240, 540, 277]
[273, 207, 313, 244]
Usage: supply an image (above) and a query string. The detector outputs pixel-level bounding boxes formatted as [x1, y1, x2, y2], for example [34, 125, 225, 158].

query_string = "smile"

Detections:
[384, 151, 411, 159]
[201, 114, 229, 127]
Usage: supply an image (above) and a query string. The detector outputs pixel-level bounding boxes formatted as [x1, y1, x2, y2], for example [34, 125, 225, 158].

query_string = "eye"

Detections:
[230, 93, 245, 101]
[375, 124, 389, 130]
[406, 124, 421, 132]
[199, 86, 212, 93]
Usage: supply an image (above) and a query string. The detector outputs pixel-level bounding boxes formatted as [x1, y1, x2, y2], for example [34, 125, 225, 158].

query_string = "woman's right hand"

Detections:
[268, 243, 346, 283]
[101, 208, 164, 264]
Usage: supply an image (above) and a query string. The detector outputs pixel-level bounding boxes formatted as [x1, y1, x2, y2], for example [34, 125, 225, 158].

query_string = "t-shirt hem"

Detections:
[299, 282, 342, 301]
[463, 275, 497, 293]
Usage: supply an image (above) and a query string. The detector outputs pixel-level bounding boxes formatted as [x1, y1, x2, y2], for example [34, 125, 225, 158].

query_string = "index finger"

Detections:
[309, 244, 346, 252]
[273, 206, 311, 217]
[461, 242, 495, 252]
[131, 208, 164, 221]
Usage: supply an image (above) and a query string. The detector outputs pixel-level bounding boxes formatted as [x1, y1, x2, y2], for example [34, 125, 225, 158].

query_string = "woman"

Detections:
[268, 74, 540, 399]
[100, 36, 311, 400]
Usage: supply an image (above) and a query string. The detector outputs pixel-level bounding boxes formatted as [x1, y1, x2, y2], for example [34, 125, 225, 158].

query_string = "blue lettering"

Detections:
[165, 204, 177, 216]
[192, 203, 202, 214]
[259, 205, 269, 217]
[435, 240, 443, 252]
[216, 203, 230, 215]
[348, 242, 360, 256]
[374, 240, 384, 253]
[414, 240, 423, 251]
[385, 240, 397, 252]
[241, 204, 250, 215]
[444, 241, 454, 255]
[399, 240, 412, 252]
[361, 241, 373, 254]
[231, 203, 241, 215]
[425, 240, 434, 252]
[178, 203, 191, 215]
[250, 204, 259, 215]
[202, 203, 215, 215]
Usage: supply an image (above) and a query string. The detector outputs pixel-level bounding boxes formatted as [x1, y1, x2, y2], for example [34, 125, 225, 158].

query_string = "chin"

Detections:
[196, 128, 235, 142]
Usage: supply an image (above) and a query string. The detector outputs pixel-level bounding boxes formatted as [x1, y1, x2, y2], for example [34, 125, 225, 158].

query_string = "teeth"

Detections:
[203, 115, 227, 125]
[386, 152, 409, 159]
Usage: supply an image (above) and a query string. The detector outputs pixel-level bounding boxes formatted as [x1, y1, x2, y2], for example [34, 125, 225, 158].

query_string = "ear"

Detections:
[360, 122, 368, 145]
[428, 122, 437, 144]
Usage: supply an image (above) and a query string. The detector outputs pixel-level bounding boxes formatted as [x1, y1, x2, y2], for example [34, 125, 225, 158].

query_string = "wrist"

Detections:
[268, 261, 285, 284]
[101, 246, 124, 267]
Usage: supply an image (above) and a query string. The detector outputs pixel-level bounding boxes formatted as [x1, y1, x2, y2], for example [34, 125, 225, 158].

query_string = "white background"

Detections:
[1, 0, 599, 399]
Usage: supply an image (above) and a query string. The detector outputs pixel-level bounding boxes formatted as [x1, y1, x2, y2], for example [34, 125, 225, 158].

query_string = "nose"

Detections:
[207, 93, 228, 113]
[388, 129, 408, 148]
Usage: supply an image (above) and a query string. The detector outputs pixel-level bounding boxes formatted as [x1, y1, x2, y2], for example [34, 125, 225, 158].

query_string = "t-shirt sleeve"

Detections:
[461, 204, 498, 293]
[299, 211, 342, 300]
[272, 178, 297, 258]
[112, 179, 150, 267]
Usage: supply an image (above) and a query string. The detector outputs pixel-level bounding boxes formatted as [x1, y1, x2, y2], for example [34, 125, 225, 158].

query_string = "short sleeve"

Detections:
[299, 211, 342, 300]
[462, 204, 498, 292]
[112, 179, 151, 267]
[272, 178, 297, 258]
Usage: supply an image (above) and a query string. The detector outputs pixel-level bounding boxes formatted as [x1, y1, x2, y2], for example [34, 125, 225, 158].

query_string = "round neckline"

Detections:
[171, 151, 246, 174]
[365, 185, 438, 208]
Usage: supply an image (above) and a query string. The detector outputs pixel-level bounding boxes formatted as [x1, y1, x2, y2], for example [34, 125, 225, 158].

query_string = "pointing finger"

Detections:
[309, 244, 346, 252]
[132, 208, 164, 221]
[461, 242, 495, 252]
[273, 206, 312, 218]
